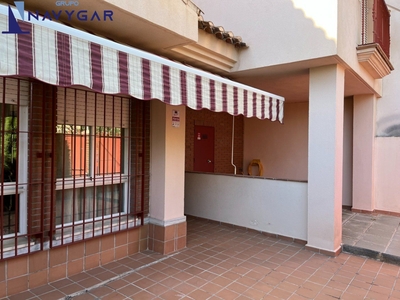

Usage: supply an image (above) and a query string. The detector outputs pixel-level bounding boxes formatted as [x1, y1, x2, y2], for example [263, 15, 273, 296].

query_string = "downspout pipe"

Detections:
[231, 115, 237, 175]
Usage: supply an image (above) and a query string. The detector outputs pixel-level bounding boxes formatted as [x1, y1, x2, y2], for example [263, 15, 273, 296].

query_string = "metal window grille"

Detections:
[0, 77, 149, 260]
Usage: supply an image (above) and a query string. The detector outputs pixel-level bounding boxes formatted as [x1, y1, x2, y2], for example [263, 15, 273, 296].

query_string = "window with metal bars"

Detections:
[0, 78, 29, 257]
[1, 77, 149, 259]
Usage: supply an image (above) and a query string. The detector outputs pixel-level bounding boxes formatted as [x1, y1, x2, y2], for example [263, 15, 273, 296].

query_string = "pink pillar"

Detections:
[307, 65, 344, 256]
[149, 101, 187, 254]
[352, 94, 376, 212]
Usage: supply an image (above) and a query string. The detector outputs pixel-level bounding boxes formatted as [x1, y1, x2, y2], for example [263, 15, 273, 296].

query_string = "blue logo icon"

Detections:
[2, 1, 30, 34]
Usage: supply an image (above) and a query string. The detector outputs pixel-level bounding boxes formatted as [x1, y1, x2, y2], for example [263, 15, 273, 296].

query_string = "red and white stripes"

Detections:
[0, 14, 284, 122]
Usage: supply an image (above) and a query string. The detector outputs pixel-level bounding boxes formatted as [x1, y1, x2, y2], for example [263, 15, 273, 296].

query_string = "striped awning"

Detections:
[0, 7, 284, 122]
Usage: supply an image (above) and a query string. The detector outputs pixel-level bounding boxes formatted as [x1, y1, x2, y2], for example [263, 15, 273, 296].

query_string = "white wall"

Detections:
[373, 1, 400, 213]
[185, 173, 308, 240]
[375, 138, 400, 213]
[376, 1, 400, 136]
[193, 0, 338, 71]
[105, 0, 198, 42]
[243, 102, 308, 181]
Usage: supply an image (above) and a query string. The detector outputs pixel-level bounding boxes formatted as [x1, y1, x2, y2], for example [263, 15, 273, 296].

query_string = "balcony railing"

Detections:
[361, 0, 390, 59]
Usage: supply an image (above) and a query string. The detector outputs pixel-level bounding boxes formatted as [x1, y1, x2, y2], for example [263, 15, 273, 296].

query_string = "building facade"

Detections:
[0, 0, 399, 297]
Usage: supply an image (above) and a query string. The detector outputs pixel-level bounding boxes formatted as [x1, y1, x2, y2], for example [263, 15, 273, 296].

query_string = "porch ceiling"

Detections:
[229, 59, 377, 103]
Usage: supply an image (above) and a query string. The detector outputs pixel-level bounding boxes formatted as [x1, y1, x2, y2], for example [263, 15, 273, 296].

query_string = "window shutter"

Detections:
[57, 87, 130, 128]
[0, 78, 30, 106]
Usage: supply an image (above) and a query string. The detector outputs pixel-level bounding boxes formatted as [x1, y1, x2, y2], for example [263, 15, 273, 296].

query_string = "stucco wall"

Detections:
[185, 172, 308, 240]
[194, 0, 338, 71]
[373, 1, 400, 214]
[374, 138, 400, 213]
[243, 102, 308, 181]
[376, 1, 400, 137]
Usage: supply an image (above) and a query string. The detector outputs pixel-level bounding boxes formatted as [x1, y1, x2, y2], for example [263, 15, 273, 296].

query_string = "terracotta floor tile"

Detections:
[6, 217, 400, 299]
[68, 272, 92, 283]
[78, 277, 102, 289]
[159, 276, 181, 288]
[221, 270, 242, 281]
[101, 291, 127, 300]
[212, 275, 234, 287]
[295, 286, 321, 299]
[159, 289, 186, 300]
[197, 270, 219, 281]
[89, 286, 114, 298]
[122, 272, 143, 283]
[369, 284, 393, 296]
[373, 274, 397, 288]
[242, 287, 266, 300]
[115, 283, 142, 297]
[215, 288, 240, 299]
[230, 266, 250, 276]
[160, 266, 180, 276]
[146, 282, 170, 295]
[173, 282, 197, 294]
[109, 265, 131, 274]
[73, 293, 97, 300]
[50, 278, 74, 289]
[171, 261, 191, 271]
[245, 270, 267, 281]
[284, 275, 306, 287]
[269, 287, 293, 299]
[252, 281, 274, 293]
[235, 295, 253, 300]
[226, 281, 249, 294]
[37, 290, 66, 300]
[171, 271, 192, 281]
[57, 283, 84, 295]
[318, 286, 343, 299]
[133, 277, 156, 289]
[209, 265, 228, 275]
[94, 270, 117, 281]
[8, 291, 36, 300]
[187, 288, 212, 299]
[276, 281, 299, 294]
[147, 271, 170, 282]
[185, 275, 208, 288]
[30, 284, 55, 296]
[136, 266, 156, 277]
[200, 282, 223, 294]
[344, 285, 368, 298]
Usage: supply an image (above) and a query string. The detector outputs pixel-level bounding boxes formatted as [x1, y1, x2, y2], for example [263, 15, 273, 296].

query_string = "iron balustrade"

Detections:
[0, 77, 149, 260]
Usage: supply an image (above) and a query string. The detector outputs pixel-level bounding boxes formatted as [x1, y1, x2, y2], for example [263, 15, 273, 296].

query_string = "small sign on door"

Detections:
[172, 110, 180, 127]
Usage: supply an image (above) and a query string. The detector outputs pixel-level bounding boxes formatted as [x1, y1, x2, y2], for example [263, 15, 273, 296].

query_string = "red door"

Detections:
[194, 126, 214, 172]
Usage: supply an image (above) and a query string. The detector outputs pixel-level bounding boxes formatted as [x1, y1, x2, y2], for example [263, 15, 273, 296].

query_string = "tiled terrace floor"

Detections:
[5, 214, 400, 300]
[342, 209, 400, 259]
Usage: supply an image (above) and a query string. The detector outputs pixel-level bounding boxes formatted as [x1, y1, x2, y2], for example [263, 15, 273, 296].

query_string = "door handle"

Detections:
[207, 159, 212, 163]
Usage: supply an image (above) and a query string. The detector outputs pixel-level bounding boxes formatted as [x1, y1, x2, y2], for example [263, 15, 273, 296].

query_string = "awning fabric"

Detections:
[0, 8, 284, 122]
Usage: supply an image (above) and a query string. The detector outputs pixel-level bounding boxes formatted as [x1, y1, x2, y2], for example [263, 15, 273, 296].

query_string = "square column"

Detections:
[352, 94, 376, 212]
[149, 101, 187, 254]
[307, 65, 345, 255]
